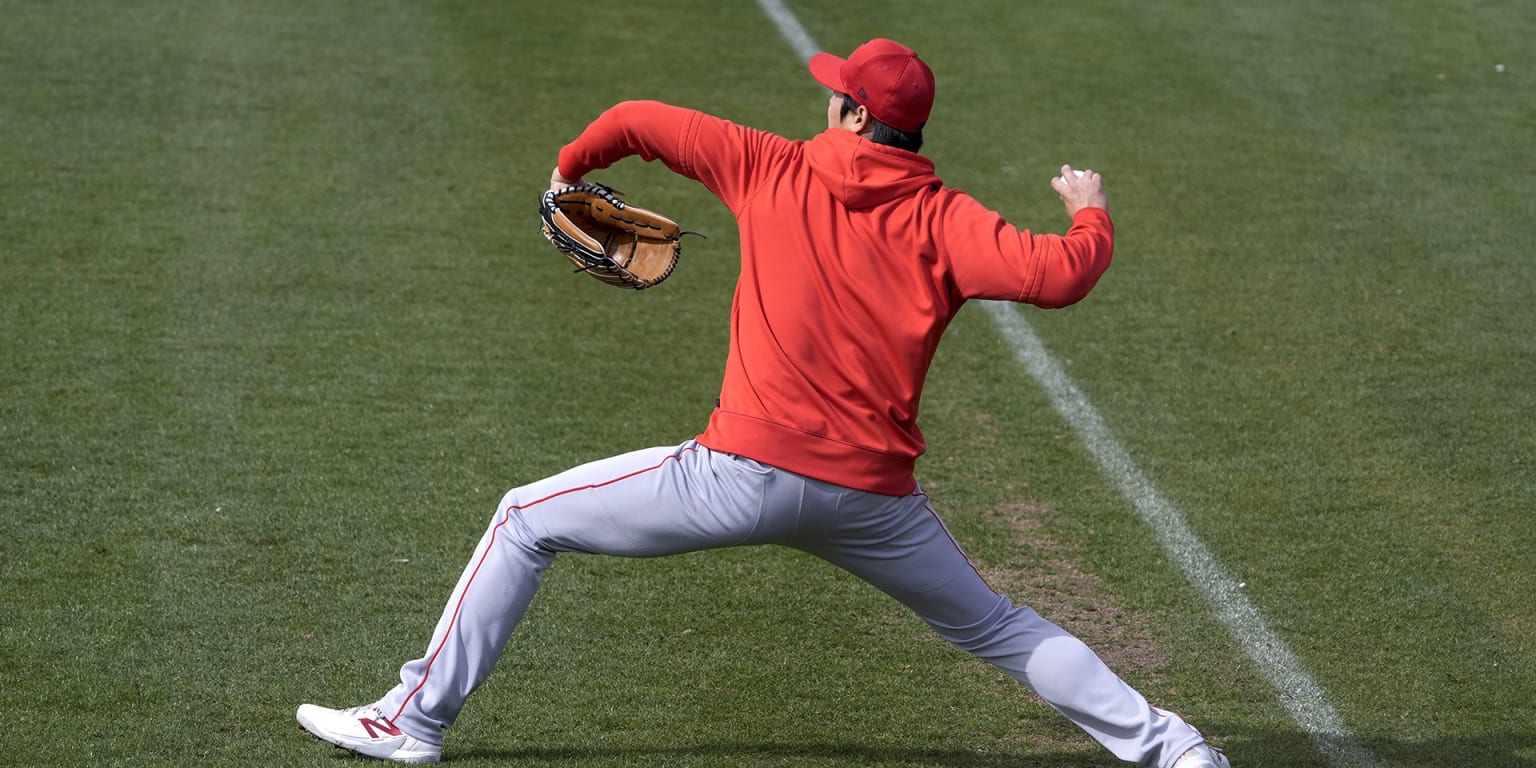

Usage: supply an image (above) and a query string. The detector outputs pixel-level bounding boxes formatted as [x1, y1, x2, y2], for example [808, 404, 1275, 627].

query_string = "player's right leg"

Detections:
[793, 485, 1223, 768]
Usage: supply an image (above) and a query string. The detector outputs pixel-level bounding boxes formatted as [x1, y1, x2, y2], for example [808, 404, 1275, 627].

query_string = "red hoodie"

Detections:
[558, 100, 1113, 495]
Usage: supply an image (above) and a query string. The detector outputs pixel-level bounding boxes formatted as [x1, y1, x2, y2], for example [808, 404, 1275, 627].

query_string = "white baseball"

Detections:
[1073, 169, 1086, 179]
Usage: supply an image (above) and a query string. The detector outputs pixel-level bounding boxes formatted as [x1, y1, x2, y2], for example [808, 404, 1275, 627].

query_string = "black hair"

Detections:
[839, 93, 924, 153]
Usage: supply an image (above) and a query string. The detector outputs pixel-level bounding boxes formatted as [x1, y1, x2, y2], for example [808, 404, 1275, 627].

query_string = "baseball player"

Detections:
[297, 38, 1231, 768]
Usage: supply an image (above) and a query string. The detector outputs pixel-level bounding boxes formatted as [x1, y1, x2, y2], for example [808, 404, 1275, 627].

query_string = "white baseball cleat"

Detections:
[1172, 743, 1232, 768]
[296, 703, 441, 764]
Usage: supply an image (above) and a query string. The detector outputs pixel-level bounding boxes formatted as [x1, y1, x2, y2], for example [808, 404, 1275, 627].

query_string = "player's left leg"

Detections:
[381, 441, 798, 739]
[301, 441, 811, 760]
[792, 484, 1213, 768]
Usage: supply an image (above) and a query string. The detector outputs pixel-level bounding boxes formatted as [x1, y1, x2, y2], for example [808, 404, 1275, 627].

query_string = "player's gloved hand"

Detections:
[538, 182, 690, 290]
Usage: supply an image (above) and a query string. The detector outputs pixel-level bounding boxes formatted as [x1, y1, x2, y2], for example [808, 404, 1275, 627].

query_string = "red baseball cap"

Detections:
[809, 38, 935, 133]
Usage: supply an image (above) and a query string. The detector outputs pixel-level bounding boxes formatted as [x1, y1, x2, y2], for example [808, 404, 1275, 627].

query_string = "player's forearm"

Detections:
[556, 100, 695, 182]
[1031, 208, 1114, 308]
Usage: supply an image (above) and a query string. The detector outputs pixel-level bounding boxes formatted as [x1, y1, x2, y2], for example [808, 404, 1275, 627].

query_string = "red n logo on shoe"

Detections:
[358, 716, 403, 738]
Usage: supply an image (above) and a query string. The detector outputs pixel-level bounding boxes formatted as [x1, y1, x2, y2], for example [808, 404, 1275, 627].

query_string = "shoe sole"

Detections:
[298, 727, 440, 764]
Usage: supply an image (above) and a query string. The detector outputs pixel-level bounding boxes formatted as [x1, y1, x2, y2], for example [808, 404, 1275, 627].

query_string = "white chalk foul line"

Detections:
[751, 1, 1378, 766]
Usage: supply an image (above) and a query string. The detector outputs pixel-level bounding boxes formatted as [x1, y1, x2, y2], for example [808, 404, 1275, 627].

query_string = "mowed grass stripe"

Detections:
[4, 2, 1532, 766]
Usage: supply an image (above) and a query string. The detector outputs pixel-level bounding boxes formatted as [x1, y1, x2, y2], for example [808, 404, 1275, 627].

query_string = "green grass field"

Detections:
[2, 1, 1532, 766]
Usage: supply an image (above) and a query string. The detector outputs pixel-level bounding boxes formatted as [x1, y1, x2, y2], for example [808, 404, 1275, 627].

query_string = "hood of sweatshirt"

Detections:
[805, 129, 942, 210]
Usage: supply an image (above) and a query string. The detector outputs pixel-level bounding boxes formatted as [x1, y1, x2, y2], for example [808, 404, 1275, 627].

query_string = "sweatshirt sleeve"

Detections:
[941, 194, 1114, 308]
[556, 100, 792, 213]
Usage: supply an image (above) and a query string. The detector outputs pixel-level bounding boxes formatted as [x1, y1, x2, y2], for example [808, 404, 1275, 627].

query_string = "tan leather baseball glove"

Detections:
[539, 183, 688, 290]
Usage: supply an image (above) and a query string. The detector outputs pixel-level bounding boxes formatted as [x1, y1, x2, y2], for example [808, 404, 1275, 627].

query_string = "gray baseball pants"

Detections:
[376, 440, 1206, 767]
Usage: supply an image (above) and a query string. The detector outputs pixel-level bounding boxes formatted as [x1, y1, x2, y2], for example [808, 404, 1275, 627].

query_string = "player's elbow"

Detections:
[1032, 273, 1104, 308]
[1032, 250, 1111, 308]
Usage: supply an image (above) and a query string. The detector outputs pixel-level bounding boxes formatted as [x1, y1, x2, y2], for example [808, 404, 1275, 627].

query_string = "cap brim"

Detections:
[808, 52, 846, 93]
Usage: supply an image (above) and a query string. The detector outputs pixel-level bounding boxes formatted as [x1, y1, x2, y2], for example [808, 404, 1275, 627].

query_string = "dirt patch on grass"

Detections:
[978, 501, 1169, 680]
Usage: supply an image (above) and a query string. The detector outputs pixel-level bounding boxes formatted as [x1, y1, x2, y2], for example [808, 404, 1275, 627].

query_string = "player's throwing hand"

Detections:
[1052, 164, 1108, 216]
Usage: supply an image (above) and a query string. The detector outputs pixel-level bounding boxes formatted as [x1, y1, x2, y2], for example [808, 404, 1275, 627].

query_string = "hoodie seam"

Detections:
[726, 135, 799, 218]
[676, 109, 701, 179]
[1020, 237, 1049, 304]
